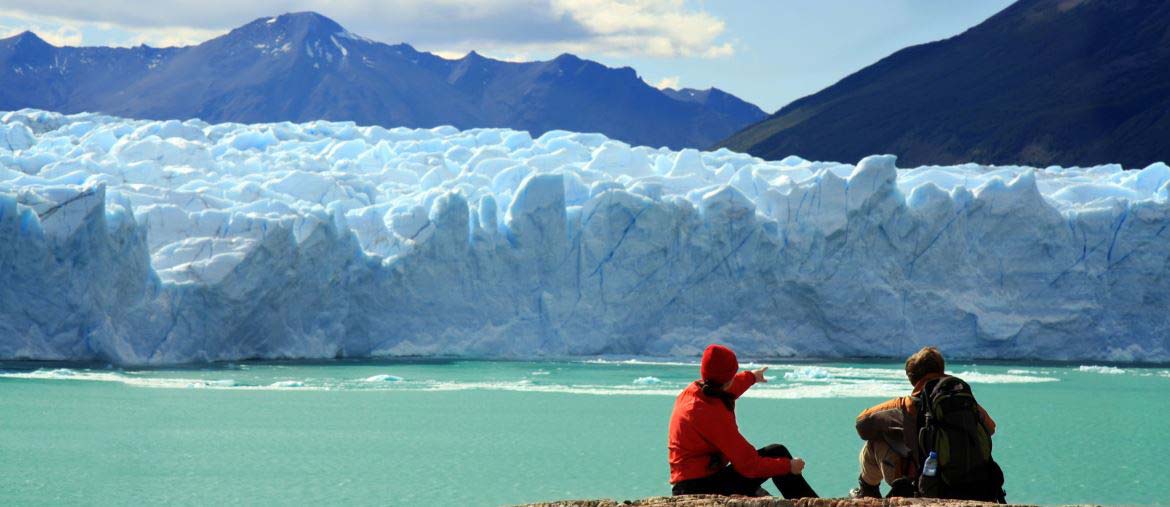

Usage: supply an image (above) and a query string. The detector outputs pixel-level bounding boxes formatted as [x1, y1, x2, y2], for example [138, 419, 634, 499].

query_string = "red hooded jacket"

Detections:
[667, 370, 791, 483]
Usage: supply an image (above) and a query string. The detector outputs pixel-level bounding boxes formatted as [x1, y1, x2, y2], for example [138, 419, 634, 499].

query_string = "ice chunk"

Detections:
[364, 374, 403, 382]
[224, 129, 278, 151]
[187, 379, 237, 388]
[784, 367, 832, 380]
[30, 184, 107, 240]
[700, 185, 754, 224]
[111, 135, 213, 168]
[1077, 365, 1126, 375]
[1, 122, 36, 151]
[586, 142, 653, 177]
[668, 149, 707, 177]
[1134, 162, 1170, 195]
[130, 120, 206, 142]
[505, 173, 566, 252]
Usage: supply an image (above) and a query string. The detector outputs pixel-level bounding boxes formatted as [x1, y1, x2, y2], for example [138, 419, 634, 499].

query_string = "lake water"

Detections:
[1, 359, 1167, 506]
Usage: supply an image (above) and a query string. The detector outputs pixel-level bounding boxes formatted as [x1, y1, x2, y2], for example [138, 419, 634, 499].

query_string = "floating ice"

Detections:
[783, 366, 832, 381]
[581, 359, 698, 367]
[187, 379, 237, 388]
[2, 109, 1169, 364]
[0, 369, 325, 390]
[364, 374, 403, 382]
[951, 370, 1059, 384]
[741, 383, 906, 400]
[0, 363, 1062, 397]
[1077, 365, 1126, 375]
[0, 369, 176, 386]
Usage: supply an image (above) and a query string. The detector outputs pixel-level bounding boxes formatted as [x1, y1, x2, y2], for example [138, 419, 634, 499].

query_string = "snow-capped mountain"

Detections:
[2, 109, 1168, 364]
[0, 12, 764, 150]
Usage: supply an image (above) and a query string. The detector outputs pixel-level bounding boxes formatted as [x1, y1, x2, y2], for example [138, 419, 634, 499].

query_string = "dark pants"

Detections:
[671, 444, 819, 499]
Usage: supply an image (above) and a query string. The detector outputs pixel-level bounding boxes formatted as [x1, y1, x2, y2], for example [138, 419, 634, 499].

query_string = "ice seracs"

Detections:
[1, 109, 1169, 364]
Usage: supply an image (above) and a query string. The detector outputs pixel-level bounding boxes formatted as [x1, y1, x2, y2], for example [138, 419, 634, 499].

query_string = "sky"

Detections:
[0, 0, 1015, 112]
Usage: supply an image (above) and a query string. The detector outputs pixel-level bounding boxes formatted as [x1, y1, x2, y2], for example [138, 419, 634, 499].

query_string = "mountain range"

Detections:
[721, 0, 1170, 168]
[0, 12, 764, 150]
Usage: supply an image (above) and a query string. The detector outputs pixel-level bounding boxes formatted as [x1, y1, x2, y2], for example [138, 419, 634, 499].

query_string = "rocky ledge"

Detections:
[520, 497, 1053, 507]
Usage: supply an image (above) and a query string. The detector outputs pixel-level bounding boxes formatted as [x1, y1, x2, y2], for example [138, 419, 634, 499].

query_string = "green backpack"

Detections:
[915, 376, 1005, 502]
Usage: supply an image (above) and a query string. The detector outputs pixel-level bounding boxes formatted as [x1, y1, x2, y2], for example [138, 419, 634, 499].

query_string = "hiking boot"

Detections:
[849, 477, 881, 499]
[886, 477, 916, 498]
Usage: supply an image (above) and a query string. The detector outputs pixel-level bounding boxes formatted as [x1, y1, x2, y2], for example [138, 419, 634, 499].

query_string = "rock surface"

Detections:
[519, 496, 1043, 507]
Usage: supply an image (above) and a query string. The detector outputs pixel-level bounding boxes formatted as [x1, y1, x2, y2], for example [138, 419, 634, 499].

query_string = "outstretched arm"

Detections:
[726, 368, 767, 398]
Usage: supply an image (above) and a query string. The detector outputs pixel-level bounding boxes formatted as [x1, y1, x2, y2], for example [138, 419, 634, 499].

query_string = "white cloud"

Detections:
[430, 49, 469, 60]
[494, 52, 532, 63]
[0, 11, 220, 47]
[652, 76, 680, 90]
[124, 27, 225, 48]
[1, 15, 83, 46]
[1, 0, 733, 58]
[550, 0, 733, 58]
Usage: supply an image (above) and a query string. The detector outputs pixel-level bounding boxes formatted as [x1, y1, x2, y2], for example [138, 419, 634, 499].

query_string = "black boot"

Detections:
[886, 477, 916, 498]
[849, 476, 881, 499]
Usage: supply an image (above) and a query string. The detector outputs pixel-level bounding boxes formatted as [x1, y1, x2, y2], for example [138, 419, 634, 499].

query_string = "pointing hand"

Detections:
[752, 366, 769, 383]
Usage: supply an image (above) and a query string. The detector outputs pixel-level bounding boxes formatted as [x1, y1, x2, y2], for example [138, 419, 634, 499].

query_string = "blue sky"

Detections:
[0, 0, 1014, 112]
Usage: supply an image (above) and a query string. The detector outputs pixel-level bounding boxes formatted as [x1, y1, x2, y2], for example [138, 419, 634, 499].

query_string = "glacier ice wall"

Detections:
[2, 109, 1169, 364]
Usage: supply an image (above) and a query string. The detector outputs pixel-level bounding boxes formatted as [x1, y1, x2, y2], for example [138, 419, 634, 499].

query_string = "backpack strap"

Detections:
[914, 378, 939, 463]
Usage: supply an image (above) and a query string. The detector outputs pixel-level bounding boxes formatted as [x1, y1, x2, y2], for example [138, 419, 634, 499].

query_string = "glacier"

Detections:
[1, 108, 1168, 364]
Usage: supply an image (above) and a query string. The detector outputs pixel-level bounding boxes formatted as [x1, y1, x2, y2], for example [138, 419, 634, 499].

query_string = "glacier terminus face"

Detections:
[1, 109, 1168, 364]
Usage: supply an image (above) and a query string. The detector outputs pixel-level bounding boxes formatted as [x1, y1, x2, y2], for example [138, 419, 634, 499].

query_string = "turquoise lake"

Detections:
[1, 360, 1167, 506]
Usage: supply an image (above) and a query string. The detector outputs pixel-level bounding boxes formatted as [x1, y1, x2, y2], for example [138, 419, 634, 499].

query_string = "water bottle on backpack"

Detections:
[922, 451, 938, 477]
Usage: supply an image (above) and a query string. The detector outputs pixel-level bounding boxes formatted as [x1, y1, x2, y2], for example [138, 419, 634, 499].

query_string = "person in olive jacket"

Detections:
[851, 347, 996, 498]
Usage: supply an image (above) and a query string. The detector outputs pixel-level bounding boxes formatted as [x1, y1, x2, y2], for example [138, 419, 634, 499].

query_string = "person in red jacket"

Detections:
[667, 344, 818, 498]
